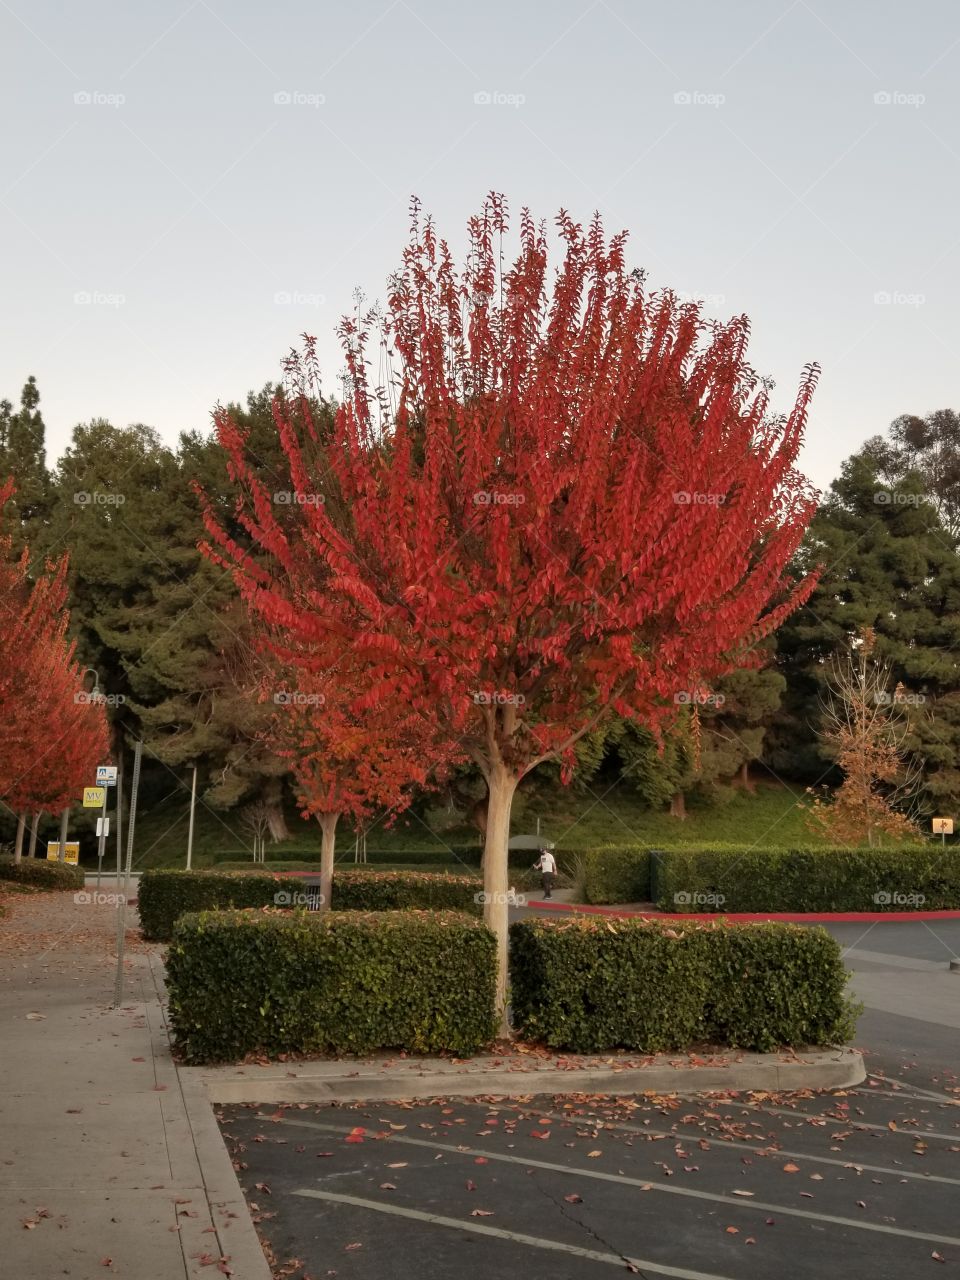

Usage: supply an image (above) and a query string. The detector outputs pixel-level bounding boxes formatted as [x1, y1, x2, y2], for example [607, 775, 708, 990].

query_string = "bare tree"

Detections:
[239, 800, 271, 862]
[805, 628, 922, 846]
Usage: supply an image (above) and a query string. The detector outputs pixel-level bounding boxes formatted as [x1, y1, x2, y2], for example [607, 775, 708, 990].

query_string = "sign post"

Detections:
[46, 841, 79, 866]
[932, 817, 954, 847]
[95, 790, 108, 889]
[114, 741, 143, 1008]
[91, 768, 117, 889]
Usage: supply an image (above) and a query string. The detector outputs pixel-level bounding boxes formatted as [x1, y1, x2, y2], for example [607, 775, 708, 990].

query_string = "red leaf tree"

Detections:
[268, 660, 459, 907]
[0, 479, 110, 857]
[206, 197, 820, 1023]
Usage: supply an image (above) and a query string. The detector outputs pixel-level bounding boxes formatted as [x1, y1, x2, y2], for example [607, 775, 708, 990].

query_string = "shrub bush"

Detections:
[138, 868, 483, 941]
[0, 858, 85, 891]
[509, 916, 858, 1052]
[657, 846, 958, 912]
[581, 846, 652, 904]
[166, 908, 497, 1063]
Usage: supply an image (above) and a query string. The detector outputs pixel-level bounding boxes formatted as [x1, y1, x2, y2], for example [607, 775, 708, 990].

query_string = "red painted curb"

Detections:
[528, 900, 960, 923]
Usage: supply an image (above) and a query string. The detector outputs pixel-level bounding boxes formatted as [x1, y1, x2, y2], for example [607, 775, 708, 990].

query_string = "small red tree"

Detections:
[206, 197, 820, 1023]
[269, 663, 458, 908]
[0, 479, 110, 855]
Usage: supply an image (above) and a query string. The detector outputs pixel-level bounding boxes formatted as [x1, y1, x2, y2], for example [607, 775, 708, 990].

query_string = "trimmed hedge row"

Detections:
[510, 916, 858, 1052]
[167, 908, 497, 1063]
[657, 846, 960, 912]
[0, 858, 85, 891]
[138, 868, 484, 941]
[582, 846, 652, 904]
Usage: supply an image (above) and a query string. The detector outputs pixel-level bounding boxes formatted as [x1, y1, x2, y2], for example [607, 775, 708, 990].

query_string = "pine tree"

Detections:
[772, 448, 960, 813]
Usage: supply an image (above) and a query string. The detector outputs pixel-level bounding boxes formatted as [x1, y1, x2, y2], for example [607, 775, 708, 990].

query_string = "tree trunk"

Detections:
[669, 792, 687, 820]
[471, 796, 488, 836]
[264, 777, 289, 842]
[482, 764, 518, 1038]
[57, 807, 69, 862]
[318, 812, 339, 912]
[28, 812, 42, 857]
[734, 761, 755, 793]
[13, 813, 26, 864]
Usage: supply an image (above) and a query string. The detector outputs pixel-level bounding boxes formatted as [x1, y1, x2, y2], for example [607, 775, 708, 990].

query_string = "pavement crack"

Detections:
[530, 1172, 650, 1276]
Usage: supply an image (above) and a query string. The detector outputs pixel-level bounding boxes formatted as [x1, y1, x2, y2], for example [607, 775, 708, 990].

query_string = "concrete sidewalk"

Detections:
[0, 890, 270, 1280]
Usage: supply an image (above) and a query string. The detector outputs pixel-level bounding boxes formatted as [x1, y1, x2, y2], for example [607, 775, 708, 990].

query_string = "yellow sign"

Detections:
[932, 817, 954, 835]
[46, 841, 79, 865]
[83, 786, 105, 808]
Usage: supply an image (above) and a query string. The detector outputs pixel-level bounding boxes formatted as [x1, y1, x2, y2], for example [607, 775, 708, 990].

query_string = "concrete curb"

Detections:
[148, 951, 273, 1280]
[183, 1046, 866, 1105]
[532, 900, 960, 923]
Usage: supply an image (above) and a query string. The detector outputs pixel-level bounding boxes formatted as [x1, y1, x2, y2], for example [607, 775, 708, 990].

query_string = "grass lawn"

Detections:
[107, 777, 834, 872]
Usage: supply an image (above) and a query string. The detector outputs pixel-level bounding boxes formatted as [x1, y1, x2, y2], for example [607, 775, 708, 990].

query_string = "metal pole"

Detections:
[186, 763, 197, 870]
[114, 740, 143, 1008]
[116, 754, 124, 881]
[57, 807, 69, 863]
[96, 791, 107, 890]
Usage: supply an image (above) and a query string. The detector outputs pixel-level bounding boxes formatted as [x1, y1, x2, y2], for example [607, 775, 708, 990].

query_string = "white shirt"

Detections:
[536, 852, 557, 874]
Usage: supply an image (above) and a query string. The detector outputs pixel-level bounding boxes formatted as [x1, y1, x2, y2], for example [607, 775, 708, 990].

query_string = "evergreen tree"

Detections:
[0, 375, 52, 548]
[771, 449, 960, 813]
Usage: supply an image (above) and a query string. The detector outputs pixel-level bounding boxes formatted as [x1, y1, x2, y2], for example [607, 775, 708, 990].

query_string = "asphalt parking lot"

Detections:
[220, 1079, 960, 1278]
[217, 916, 960, 1279]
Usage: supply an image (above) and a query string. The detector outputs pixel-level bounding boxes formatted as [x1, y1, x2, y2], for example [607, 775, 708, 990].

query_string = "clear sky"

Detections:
[2, 0, 957, 489]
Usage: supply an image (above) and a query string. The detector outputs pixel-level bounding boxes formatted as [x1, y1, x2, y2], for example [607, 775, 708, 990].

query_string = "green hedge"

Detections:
[167, 908, 497, 1063]
[582, 846, 652, 904]
[510, 916, 858, 1052]
[138, 868, 484, 941]
[0, 858, 85, 891]
[657, 846, 959, 912]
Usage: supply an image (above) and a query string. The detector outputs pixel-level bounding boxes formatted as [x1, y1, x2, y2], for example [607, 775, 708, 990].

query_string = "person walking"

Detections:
[533, 846, 557, 899]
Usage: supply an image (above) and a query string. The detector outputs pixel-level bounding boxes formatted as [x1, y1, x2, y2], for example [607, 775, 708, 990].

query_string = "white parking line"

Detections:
[856, 1080, 960, 1105]
[276, 1117, 960, 1247]
[293, 1188, 739, 1280]
[745, 1104, 960, 1141]
[543, 1116, 960, 1187]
